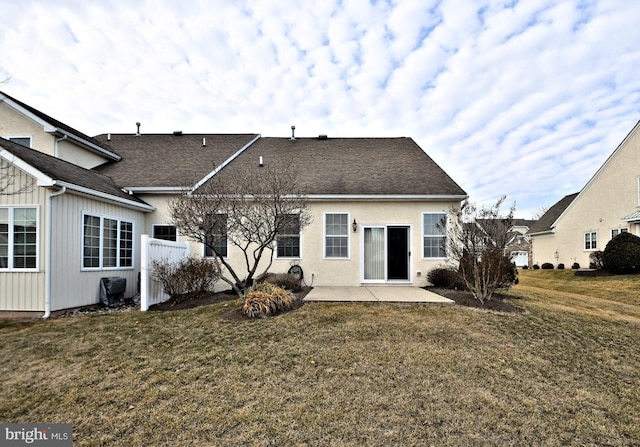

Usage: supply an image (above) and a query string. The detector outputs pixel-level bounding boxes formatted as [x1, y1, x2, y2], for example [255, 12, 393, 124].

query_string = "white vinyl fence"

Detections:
[140, 234, 190, 311]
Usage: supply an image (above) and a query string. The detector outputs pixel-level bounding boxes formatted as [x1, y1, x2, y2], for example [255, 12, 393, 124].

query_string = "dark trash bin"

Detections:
[100, 277, 127, 307]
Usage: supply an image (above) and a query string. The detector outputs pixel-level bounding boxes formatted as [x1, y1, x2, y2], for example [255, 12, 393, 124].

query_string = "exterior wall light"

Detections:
[352, 219, 358, 232]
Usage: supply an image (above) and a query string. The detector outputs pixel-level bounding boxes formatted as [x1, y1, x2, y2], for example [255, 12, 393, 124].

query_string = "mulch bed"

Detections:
[150, 287, 313, 322]
[427, 287, 525, 313]
[60, 286, 522, 319]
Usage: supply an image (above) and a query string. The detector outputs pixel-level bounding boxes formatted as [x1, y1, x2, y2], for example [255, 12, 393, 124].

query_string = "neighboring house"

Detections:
[528, 120, 640, 268]
[475, 218, 537, 267]
[507, 219, 536, 267]
[1, 91, 467, 316]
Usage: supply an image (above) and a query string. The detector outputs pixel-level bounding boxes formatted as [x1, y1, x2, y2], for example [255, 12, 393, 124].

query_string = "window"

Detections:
[7, 136, 31, 148]
[276, 214, 300, 258]
[0, 207, 38, 270]
[611, 228, 628, 239]
[324, 213, 349, 258]
[584, 231, 597, 250]
[153, 224, 177, 241]
[423, 213, 447, 258]
[82, 213, 134, 269]
[204, 214, 228, 258]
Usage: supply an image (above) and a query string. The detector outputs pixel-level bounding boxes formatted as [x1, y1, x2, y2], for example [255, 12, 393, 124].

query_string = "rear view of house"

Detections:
[2, 90, 467, 315]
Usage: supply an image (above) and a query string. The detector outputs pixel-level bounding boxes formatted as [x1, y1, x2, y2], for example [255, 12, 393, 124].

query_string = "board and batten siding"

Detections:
[0, 163, 47, 311]
[49, 193, 147, 311]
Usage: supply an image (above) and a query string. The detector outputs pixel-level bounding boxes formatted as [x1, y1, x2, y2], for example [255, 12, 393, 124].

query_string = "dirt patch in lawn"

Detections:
[427, 287, 525, 313]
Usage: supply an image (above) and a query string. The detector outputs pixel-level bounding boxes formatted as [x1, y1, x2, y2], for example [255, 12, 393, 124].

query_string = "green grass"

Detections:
[1, 271, 639, 446]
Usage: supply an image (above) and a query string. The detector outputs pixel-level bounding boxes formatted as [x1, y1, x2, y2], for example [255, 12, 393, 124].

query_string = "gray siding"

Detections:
[0, 163, 47, 311]
[50, 193, 146, 311]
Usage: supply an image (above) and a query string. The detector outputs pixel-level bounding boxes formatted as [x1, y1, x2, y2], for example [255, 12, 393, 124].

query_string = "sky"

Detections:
[1, 0, 639, 218]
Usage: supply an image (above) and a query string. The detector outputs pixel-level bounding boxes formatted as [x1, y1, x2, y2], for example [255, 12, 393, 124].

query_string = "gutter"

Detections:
[42, 185, 67, 319]
[54, 180, 156, 212]
[54, 134, 68, 158]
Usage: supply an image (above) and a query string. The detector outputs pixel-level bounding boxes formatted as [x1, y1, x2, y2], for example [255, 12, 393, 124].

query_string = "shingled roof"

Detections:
[528, 193, 579, 235]
[0, 91, 120, 161]
[199, 136, 467, 197]
[0, 137, 151, 209]
[93, 133, 260, 188]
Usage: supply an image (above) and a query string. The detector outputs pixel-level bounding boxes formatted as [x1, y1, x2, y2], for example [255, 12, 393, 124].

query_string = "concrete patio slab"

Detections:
[304, 286, 454, 304]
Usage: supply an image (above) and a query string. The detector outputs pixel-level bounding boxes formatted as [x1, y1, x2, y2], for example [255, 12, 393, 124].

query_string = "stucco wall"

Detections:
[0, 101, 56, 155]
[141, 194, 460, 290]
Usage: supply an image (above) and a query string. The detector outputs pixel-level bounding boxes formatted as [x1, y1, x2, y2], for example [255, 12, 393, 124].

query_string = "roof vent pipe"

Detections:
[107, 133, 111, 141]
[202, 137, 206, 147]
[135, 122, 141, 137]
[290, 125, 296, 140]
[259, 156, 264, 167]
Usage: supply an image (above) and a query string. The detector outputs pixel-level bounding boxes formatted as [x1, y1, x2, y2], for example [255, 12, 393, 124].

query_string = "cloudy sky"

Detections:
[1, 0, 639, 217]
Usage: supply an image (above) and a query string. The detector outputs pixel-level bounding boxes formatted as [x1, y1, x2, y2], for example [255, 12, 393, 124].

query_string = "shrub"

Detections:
[522, 265, 529, 269]
[589, 250, 604, 270]
[257, 272, 302, 292]
[572, 262, 580, 269]
[557, 263, 565, 270]
[242, 283, 295, 318]
[541, 262, 554, 270]
[603, 232, 640, 273]
[152, 257, 220, 300]
[427, 266, 465, 289]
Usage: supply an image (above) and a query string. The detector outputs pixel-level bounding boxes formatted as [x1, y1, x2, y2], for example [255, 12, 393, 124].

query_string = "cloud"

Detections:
[1, 0, 639, 217]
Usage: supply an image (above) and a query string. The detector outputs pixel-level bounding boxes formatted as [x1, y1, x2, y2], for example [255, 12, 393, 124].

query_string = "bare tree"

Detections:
[447, 196, 518, 304]
[169, 164, 312, 297]
[0, 159, 32, 196]
[531, 205, 549, 220]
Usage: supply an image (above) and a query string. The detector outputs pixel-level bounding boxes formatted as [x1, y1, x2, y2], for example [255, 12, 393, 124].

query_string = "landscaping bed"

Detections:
[427, 287, 525, 313]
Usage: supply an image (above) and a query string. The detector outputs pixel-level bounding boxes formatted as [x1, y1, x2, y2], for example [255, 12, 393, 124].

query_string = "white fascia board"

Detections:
[54, 180, 156, 212]
[0, 148, 54, 186]
[53, 129, 121, 161]
[191, 134, 261, 193]
[307, 194, 468, 202]
[123, 186, 191, 194]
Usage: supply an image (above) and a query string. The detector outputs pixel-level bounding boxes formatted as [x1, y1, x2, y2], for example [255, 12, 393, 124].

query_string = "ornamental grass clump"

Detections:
[242, 283, 295, 318]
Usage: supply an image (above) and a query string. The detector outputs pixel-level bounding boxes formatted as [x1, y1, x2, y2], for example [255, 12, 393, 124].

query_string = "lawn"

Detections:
[1, 270, 638, 446]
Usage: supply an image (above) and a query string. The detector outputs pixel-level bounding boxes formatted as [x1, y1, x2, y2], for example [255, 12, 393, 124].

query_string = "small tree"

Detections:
[447, 197, 518, 304]
[169, 164, 312, 297]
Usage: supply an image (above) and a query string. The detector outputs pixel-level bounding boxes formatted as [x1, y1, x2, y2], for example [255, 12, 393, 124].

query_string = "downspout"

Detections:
[42, 185, 66, 319]
[54, 134, 68, 158]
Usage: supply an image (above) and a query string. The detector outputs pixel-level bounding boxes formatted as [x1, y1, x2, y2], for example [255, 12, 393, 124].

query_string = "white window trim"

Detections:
[611, 227, 629, 239]
[637, 177, 640, 206]
[422, 212, 449, 260]
[5, 135, 32, 148]
[81, 211, 135, 271]
[152, 223, 179, 241]
[275, 214, 302, 260]
[323, 212, 351, 260]
[0, 205, 40, 272]
[584, 231, 598, 251]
